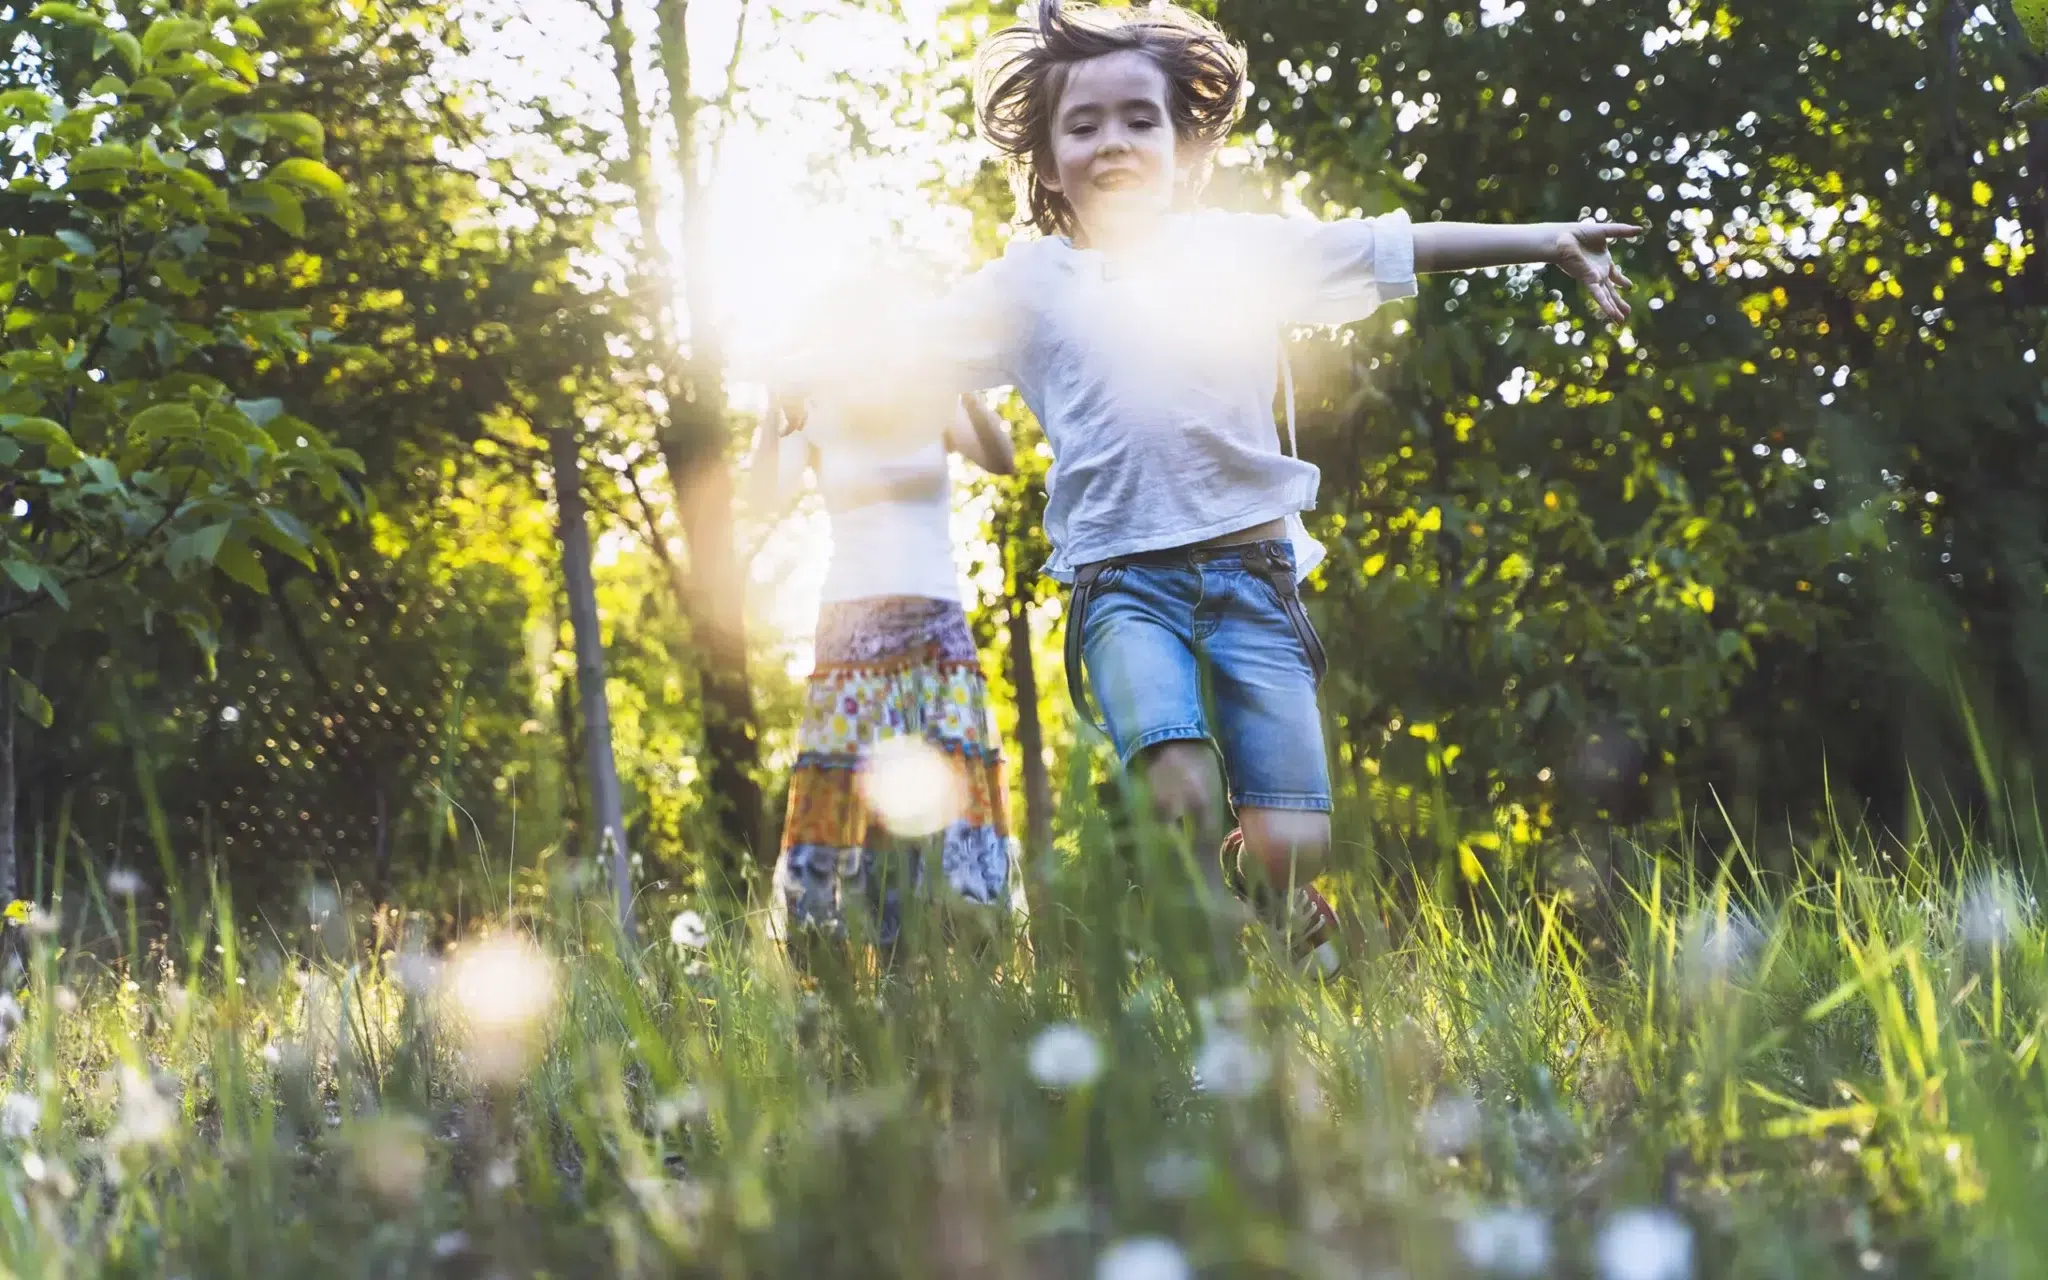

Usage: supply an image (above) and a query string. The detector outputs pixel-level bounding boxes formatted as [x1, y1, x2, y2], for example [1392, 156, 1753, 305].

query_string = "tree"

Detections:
[1215, 0, 2048, 869]
[583, 0, 764, 894]
[2, 0, 358, 900]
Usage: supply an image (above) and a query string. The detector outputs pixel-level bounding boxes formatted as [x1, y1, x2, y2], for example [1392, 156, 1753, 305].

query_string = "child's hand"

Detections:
[1553, 221, 1643, 324]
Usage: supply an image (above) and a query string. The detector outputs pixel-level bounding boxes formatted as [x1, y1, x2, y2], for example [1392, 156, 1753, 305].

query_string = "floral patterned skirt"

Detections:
[774, 596, 1013, 945]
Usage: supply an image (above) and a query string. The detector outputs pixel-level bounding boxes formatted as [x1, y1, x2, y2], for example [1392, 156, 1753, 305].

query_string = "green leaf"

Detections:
[140, 17, 207, 60]
[248, 181, 305, 236]
[2, 560, 38, 593]
[178, 75, 250, 116]
[252, 111, 324, 153]
[212, 537, 267, 592]
[234, 397, 284, 426]
[0, 89, 52, 122]
[8, 672, 54, 729]
[267, 156, 345, 198]
[252, 508, 315, 570]
[107, 30, 142, 74]
[166, 522, 230, 578]
[1, 560, 67, 610]
[54, 229, 94, 256]
[89, 73, 128, 97]
[28, 3, 99, 26]
[127, 75, 175, 102]
[5, 416, 84, 467]
[69, 142, 135, 175]
[128, 402, 203, 441]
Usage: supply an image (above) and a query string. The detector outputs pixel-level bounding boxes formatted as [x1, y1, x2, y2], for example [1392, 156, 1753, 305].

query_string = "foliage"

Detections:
[1208, 0, 2048, 867]
[0, 0, 360, 692]
[2, 807, 2048, 1275]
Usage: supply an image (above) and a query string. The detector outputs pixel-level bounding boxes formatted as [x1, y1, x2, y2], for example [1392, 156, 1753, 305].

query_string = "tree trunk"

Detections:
[1007, 589, 1053, 863]
[0, 667, 15, 910]
[549, 427, 636, 938]
[598, 0, 764, 892]
[654, 0, 764, 892]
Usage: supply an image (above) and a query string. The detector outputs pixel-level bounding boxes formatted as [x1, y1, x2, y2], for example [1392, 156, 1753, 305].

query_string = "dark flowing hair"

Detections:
[974, 1, 1248, 238]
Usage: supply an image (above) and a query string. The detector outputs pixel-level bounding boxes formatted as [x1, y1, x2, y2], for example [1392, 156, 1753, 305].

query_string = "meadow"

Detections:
[1, 796, 2043, 1280]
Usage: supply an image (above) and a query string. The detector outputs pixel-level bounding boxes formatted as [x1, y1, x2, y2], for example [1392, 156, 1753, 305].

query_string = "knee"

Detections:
[1238, 809, 1331, 885]
[1140, 743, 1223, 833]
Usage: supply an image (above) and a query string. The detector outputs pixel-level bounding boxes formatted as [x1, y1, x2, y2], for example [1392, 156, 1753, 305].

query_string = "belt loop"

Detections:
[1064, 561, 1111, 739]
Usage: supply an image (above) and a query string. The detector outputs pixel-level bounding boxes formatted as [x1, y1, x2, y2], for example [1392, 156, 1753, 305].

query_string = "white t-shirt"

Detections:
[778, 209, 1416, 583]
[781, 406, 962, 605]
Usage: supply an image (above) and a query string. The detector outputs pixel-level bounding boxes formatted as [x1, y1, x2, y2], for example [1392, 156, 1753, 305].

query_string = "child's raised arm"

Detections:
[1413, 220, 1643, 323]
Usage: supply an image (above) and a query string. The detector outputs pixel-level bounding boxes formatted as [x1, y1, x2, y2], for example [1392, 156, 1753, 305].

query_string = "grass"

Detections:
[2, 806, 2047, 1279]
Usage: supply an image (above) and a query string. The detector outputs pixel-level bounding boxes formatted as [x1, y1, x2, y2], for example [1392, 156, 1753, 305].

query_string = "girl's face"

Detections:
[1043, 50, 1192, 245]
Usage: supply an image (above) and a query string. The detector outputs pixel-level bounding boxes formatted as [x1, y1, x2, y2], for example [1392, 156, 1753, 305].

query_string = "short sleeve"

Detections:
[1221, 210, 1417, 327]
[1288, 210, 1418, 326]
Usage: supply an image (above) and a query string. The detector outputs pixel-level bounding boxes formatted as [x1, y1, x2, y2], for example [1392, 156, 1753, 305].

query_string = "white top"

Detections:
[776, 209, 1417, 583]
[780, 405, 962, 605]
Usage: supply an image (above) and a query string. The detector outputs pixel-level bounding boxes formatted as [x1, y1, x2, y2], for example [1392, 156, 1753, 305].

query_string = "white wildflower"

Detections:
[1, 1092, 39, 1140]
[1027, 1022, 1104, 1089]
[1679, 906, 1763, 997]
[22, 905, 57, 937]
[431, 1231, 469, 1260]
[1096, 1236, 1191, 1280]
[1191, 1028, 1269, 1098]
[390, 947, 442, 997]
[1960, 873, 2030, 954]
[1143, 1148, 1209, 1200]
[106, 1066, 178, 1152]
[0, 992, 21, 1048]
[651, 1086, 707, 1131]
[105, 869, 144, 899]
[669, 909, 709, 951]
[1593, 1207, 1693, 1280]
[1419, 1088, 1483, 1158]
[486, 1156, 518, 1190]
[347, 1114, 429, 1205]
[441, 932, 558, 1086]
[51, 986, 77, 1015]
[1456, 1206, 1552, 1277]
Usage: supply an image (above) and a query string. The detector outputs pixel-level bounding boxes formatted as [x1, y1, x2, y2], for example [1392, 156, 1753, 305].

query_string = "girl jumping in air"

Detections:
[779, 0, 1639, 962]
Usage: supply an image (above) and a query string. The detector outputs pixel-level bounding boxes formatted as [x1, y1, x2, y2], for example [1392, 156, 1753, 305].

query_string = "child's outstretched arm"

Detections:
[1413, 220, 1642, 323]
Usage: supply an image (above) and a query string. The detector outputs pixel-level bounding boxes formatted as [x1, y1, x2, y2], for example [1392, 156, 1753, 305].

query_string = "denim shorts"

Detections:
[1078, 541, 1331, 812]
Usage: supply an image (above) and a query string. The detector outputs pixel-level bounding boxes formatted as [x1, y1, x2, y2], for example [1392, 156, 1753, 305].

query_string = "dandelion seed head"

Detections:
[431, 1231, 470, 1260]
[1, 1092, 39, 1140]
[1096, 1236, 1191, 1280]
[1593, 1207, 1693, 1280]
[486, 1156, 518, 1190]
[1143, 1148, 1209, 1199]
[348, 1114, 430, 1205]
[1679, 906, 1763, 997]
[1419, 1088, 1483, 1158]
[1456, 1206, 1552, 1277]
[861, 736, 963, 837]
[669, 909, 709, 951]
[1960, 873, 2030, 954]
[105, 1065, 178, 1153]
[1028, 1022, 1104, 1089]
[105, 869, 144, 899]
[652, 1086, 707, 1131]
[22, 904, 57, 937]
[443, 932, 558, 1085]
[390, 946, 442, 997]
[52, 986, 77, 1015]
[1192, 1028, 1269, 1098]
